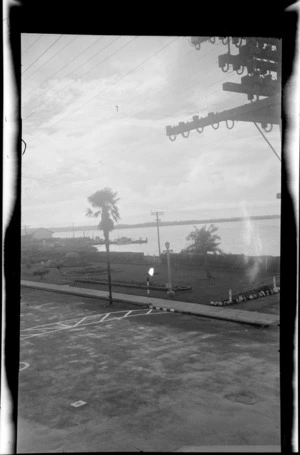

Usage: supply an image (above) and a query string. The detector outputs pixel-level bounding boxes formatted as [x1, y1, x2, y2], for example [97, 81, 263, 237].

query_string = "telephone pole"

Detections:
[151, 211, 164, 257]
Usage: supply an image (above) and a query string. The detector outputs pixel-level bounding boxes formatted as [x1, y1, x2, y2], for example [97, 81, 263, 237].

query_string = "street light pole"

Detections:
[147, 267, 154, 307]
[165, 241, 174, 296]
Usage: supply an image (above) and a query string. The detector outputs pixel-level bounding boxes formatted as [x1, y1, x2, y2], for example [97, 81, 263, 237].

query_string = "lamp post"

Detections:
[147, 267, 154, 307]
[165, 241, 174, 296]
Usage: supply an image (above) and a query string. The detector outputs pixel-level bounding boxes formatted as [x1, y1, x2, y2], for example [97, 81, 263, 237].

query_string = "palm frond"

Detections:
[186, 223, 222, 254]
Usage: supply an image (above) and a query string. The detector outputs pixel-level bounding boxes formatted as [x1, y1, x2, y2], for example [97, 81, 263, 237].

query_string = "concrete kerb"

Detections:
[21, 281, 278, 328]
[148, 305, 272, 327]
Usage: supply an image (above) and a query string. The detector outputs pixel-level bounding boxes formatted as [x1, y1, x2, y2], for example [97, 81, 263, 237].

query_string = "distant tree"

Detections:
[86, 188, 120, 305]
[186, 224, 222, 278]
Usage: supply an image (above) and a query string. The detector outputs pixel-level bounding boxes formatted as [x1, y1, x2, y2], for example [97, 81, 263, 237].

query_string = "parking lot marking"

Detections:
[19, 362, 30, 371]
[99, 313, 110, 323]
[124, 310, 133, 318]
[73, 316, 88, 327]
[20, 308, 173, 340]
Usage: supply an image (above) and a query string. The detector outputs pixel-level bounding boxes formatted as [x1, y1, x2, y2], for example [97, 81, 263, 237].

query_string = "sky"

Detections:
[21, 35, 281, 229]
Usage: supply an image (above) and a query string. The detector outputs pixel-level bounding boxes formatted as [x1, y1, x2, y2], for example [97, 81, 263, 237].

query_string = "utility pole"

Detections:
[151, 211, 164, 257]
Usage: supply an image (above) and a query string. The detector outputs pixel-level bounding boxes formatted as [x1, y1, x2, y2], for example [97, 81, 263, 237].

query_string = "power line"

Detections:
[23, 36, 123, 120]
[23, 36, 79, 82]
[110, 43, 215, 118]
[22, 35, 64, 75]
[25, 35, 184, 123]
[23, 36, 105, 99]
[42, 37, 178, 130]
[79, 42, 231, 124]
[22, 34, 43, 54]
[78, 36, 136, 79]
[24, 36, 210, 128]
[26, 37, 177, 139]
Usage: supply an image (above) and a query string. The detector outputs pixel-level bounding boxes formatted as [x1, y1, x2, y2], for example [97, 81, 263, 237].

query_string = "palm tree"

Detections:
[186, 224, 222, 278]
[86, 188, 120, 305]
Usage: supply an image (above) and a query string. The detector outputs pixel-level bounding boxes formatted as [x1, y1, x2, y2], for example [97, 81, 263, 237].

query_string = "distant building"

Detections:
[31, 228, 54, 240]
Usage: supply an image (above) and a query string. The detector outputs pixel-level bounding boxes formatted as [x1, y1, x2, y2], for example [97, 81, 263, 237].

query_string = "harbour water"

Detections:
[53, 218, 281, 257]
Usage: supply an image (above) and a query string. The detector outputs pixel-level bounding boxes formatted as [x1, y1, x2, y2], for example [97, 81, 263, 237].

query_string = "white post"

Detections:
[229, 289, 232, 303]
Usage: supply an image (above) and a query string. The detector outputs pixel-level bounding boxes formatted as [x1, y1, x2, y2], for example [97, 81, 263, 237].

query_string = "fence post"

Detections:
[229, 289, 232, 303]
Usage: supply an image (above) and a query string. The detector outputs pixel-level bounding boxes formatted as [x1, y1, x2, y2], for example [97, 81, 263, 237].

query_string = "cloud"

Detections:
[21, 36, 281, 227]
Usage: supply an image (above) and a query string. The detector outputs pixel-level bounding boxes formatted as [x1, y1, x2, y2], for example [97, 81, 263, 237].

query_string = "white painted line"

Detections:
[71, 400, 86, 407]
[20, 308, 174, 339]
[21, 328, 68, 339]
[123, 310, 133, 318]
[19, 362, 30, 371]
[57, 323, 73, 328]
[99, 313, 110, 322]
[72, 316, 88, 328]
[20, 317, 88, 331]
[21, 310, 142, 332]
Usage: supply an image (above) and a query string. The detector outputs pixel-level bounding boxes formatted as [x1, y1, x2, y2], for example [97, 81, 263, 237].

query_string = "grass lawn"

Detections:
[22, 252, 280, 315]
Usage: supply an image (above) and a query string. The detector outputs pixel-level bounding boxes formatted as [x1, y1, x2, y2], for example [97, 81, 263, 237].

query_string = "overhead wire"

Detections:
[108, 42, 218, 118]
[22, 34, 44, 54]
[76, 41, 232, 125]
[57, 36, 178, 118]
[24, 34, 182, 122]
[23, 36, 125, 120]
[22, 35, 64, 75]
[23, 35, 105, 99]
[95, 54, 239, 136]
[78, 36, 137, 80]
[23, 35, 79, 82]
[24, 36, 211, 126]
[25, 40, 234, 153]
[26, 36, 178, 141]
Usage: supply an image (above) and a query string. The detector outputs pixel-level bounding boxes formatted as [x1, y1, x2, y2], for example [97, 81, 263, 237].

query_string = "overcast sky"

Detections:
[21, 34, 281, 229]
